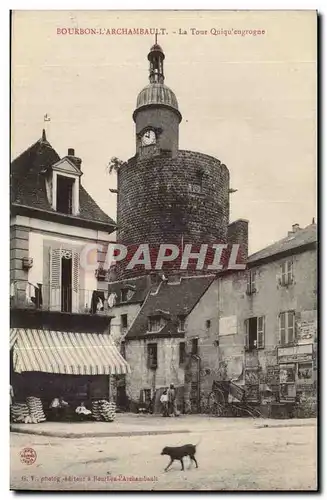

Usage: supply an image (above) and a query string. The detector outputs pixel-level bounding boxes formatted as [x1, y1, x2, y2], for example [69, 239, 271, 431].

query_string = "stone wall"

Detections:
[10, 225, 29, 284]
[228, 219, 249, 260]
[125, 337, 185, 402]
[183, 280, 220, 411]
[116, 150, 230, 278]
[179, 246, 317, 415]
[216, 247, 317, 412]
[109, 302, 142, 345]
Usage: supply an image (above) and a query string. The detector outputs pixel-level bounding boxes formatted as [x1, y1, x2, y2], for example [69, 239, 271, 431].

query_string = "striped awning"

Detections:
[11, 328, 131, 376]
[10, 329, 19, 350]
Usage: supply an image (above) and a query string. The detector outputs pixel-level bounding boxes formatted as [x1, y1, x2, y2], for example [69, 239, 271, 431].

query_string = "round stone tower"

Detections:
[116, 43, 230, 279]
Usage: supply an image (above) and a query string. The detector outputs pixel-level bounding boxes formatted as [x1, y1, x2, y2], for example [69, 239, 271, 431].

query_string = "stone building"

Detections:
[124, 275, 214, 410]
[184, 222, 317, 415]
[104, 43, 316, 415]
[10, 131, 130, 407]
[114, 42, 248, 280]
[108, 42, 248, 406]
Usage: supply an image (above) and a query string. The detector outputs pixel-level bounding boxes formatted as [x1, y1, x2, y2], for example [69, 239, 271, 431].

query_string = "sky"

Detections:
[11, 10, 317, 254]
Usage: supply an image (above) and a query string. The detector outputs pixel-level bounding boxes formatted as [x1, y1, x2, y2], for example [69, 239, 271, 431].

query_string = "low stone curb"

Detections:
[10, 426, 191, 439]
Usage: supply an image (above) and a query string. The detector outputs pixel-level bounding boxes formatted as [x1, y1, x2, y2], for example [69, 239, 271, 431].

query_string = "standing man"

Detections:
[168, 383, 179, 417]
[160, 389, 169, 417]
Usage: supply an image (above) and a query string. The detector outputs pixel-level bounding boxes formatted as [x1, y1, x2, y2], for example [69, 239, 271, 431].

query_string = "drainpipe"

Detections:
[192, 354, 201, 412]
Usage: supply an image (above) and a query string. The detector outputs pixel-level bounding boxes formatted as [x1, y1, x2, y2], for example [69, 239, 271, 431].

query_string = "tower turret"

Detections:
[116, 43, 231, 280]
[133, 42, 181, 158]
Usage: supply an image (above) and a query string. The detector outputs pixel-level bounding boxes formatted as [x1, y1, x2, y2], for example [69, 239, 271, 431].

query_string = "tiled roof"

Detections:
[248, 224, 317, 264]
[108, 275, 154, 305]
[126, 275, 214, 340]
[11, 133, 115, 229]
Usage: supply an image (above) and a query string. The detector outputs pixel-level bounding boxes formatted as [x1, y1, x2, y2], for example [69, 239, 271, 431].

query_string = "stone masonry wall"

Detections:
[125, 337, 185, 402]
[10, 225, 30, 298]
[184, 280, 220, 412]
[217, 247, 317, 413]
[228, 219, 249, 260]
[117, 150, 230, 279]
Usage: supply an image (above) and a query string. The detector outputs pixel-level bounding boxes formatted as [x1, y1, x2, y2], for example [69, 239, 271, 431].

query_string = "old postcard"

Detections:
[10, 10, 317, 491]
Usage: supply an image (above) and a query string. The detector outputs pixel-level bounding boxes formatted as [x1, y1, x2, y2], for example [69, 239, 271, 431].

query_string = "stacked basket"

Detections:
[10, 403, 29, 423]
[91, 401, 102, 421]
[91, 400, 116, 422]
[26, 396, 46, 423]
[99, 400, 116, 422]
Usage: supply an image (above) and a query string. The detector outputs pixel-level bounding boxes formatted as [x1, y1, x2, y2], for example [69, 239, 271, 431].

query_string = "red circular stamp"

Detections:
[20, 447, 37, 465]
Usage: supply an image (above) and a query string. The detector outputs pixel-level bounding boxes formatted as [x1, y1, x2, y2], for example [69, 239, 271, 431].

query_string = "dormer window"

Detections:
[120, 286, 135, 303]
[148, 315, 165, 333]
[121, 288, 128, 302]
[48, 149, 82, 215]
[56, 175, 74, 214]
[178, 315, 186, 332]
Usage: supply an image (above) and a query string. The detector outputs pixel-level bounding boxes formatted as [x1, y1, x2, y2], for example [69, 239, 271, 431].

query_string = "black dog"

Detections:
[161, 443, 199, 471]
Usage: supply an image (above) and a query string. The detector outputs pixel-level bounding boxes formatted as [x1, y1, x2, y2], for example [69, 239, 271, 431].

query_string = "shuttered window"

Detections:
[279, 311, 295, 345]
[281, 260, 293, 286]
[147, 343, 158, 369]
[49, 247, 80, 313]
[245, 316, 265, 350]
[50, 248, 62, 311]
[246, 269, 256, 294]
[257, 316, 265, 349]
[72, 250, 80, 313]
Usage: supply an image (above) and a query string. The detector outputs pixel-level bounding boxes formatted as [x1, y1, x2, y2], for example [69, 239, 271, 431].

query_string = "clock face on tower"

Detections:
[141, 129, 156, 146]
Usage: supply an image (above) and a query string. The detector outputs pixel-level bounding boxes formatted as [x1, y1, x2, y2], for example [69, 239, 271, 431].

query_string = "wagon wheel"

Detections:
[241, 405, 261, 419]
[247, 406, 262, 419]
[230, 403, 243, 417]
[207, 392, 224, 417]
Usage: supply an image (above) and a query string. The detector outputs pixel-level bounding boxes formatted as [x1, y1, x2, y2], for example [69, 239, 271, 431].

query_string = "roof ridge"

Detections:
[12, 135, 55, 164]
[248, 223, 317, 263]
[250, 224, 316, 255]
[11, 139, 40, 165]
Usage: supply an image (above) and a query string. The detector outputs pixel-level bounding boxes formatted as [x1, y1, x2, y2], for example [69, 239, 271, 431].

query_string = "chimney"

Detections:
[227, 219, 249, 261]
[67, 148, 82, 170]
[292, 223, 301, 233]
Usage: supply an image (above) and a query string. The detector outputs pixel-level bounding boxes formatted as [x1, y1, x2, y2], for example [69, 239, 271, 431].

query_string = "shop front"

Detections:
[277, 344, 316, 407]
[10, 328, 131, 424]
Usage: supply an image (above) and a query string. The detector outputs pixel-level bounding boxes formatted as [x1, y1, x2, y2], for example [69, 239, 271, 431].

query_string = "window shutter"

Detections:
[50, 248, 61, 311]
[72, 250, 80, 313]
[295, 311, 301, 341]
[257, 316, 265, 348]
[279, 313, 286, 345]
[245, 319, 249, 349]
[287, 260, 293, 284]
[280, 262, 286, 286]
[251, 270, 256, 292]
[288, 311, 295, 343]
